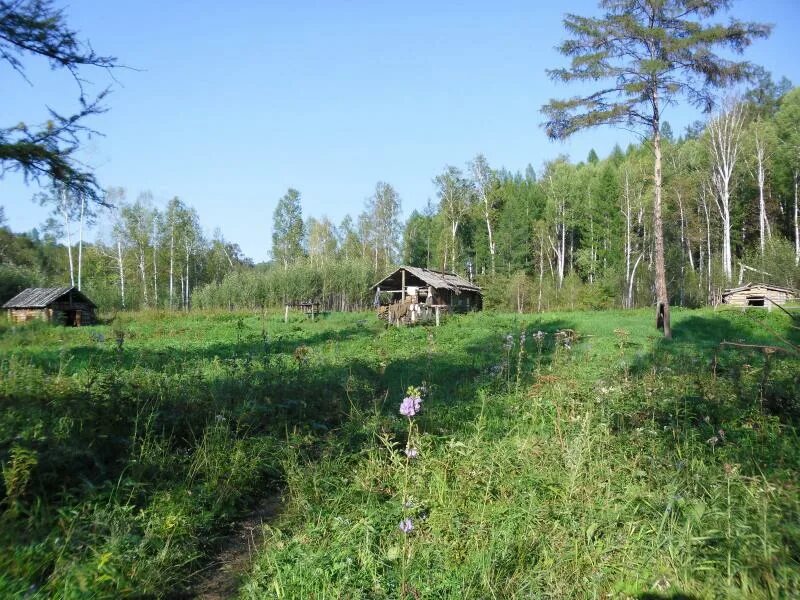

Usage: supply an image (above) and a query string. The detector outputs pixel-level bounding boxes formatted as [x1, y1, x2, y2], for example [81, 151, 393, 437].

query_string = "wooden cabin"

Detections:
[721, 282, 797, 310]
[2, 287, 97, 325]
[372, 266, 482, 324]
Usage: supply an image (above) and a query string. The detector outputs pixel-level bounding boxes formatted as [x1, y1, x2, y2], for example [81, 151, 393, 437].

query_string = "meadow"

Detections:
[0, 307, 798, 598]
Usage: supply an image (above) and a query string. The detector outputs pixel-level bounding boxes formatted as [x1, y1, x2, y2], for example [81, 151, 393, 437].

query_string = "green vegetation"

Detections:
[1, 308, 798, 597]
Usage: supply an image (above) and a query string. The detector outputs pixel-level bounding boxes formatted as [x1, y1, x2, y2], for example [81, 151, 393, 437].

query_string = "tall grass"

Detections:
[0, 308, 798, 597]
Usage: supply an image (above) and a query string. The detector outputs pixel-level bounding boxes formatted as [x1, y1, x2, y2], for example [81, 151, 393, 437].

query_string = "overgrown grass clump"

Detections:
[1, 308, 798, 597]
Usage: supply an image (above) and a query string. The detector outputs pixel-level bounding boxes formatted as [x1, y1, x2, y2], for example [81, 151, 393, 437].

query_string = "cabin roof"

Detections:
[2, 287, 97, 309]
[372, 266, 482, 294]
[721, 282, 797, 297]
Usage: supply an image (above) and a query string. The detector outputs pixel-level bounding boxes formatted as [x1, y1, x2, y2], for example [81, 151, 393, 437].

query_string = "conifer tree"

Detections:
[543, 0, 771, 338]
[1, 0, 119, 204]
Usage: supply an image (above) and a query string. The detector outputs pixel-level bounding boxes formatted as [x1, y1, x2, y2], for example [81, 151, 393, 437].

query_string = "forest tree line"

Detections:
[2, 77, 800, 313]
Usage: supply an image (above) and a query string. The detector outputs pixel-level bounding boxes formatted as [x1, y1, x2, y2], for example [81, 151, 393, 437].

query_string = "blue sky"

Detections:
[3, 0, 799, 262]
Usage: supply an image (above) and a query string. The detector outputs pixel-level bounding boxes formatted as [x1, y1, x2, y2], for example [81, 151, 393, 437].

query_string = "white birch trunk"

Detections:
[117, 239, 125, 308]
[77, 194, 85, 291]
[708, 102, 744, 282]
[152, 230, 158, 308]
[169, 225, 175, 309]
[701, 187, 713, 301]
[537, 232, 544, 313]
[59, 189, 75, 287]
[185, 244, 190, 310]
[139, 245, 148, 307]
[795, 170, 800, 265]
[754, 131, 768, 256]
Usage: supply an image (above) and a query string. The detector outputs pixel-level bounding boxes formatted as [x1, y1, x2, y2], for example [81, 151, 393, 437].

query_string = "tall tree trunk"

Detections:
[622, 170, 632, 308]
[60, 189, 75, 287]
[628, 252, 644, 308]
[588, 214, 595, 284]
[450, 219, 459, 272]
[721, 207, 731, 281]
[709, 103, 743, 282]
[795, 170, 800, 265]
[678, 192, 685, 306]
[755, 132, 768, 257]
[701, 187, 713, 303]
[77, 194, 85, 291]
[185, 245, 190, 310]
[537, 232, 544, 313]
[117, 239, 125, 308]
[560, 204, 566, 286]
[485, 208, 496, 274]
[685, 195, 695, 273]
[139, 246, 148, 307]
[652, 119, 672, 339]
[169, 226, 174, 309]
[152, 238, 158, 308]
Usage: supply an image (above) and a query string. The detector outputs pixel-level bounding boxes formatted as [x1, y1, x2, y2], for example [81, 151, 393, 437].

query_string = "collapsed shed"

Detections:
[721, 282, 797, 309]
[372, 266, 482, 324]
[2, 287, 97, 325]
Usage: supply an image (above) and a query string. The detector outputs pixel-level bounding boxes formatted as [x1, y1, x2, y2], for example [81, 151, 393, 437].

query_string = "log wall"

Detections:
[723, 286, 795, 308]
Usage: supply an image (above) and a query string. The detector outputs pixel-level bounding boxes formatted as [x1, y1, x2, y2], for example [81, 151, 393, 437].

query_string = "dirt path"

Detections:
[191, 490, 284, 599]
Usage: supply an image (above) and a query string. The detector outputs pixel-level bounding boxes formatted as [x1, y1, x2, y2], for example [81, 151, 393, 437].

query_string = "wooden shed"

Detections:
[2, 287, 97, 325]
[372, 266, 482, 324]
[721, 282, 797, 310]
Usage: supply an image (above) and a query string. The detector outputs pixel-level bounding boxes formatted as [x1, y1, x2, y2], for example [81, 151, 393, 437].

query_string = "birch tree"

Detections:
[120, 193, 156, 307]
[543, 160, 573, 288]
[307, 216, 337, 268]
[37, 181, 90, 288]
[708, 100, 745, 282]
[164, 197, 184, 309]
[54, 185, 75, 287]
[620, 164, 646, 308]
[745, 118, 776, 257]
[365, 182, 401, 272]
[106, 187, 127, 308]
[469, 154, 498, 274]
[272, 189, 305, 270]
[434, 166, 473, 272]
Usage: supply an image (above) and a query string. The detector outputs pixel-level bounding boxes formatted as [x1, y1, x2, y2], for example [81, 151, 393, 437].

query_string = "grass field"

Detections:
[1, 307, 798, 598]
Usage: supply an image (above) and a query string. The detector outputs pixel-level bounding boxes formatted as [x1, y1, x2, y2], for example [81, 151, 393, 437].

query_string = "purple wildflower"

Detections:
[398, 518, 414, 533]
[405, 447, 418, 458]
[399, 395, 422, 417]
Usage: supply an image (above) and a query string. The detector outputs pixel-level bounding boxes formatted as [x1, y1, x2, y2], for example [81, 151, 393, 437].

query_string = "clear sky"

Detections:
[3, 0, 799, 262]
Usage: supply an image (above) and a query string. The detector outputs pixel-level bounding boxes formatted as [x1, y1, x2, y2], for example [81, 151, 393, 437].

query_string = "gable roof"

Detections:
[372, 266, 481, 294]
[2, 287, 96, 309]
[722, 282, 797, 297]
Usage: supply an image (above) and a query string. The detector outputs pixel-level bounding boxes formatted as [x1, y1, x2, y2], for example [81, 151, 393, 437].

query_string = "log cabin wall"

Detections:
[8, 308, 48, 323]
[48, 301, 96, 325]
[6, 303, 95, 325]
[723, 286, 795, 308]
